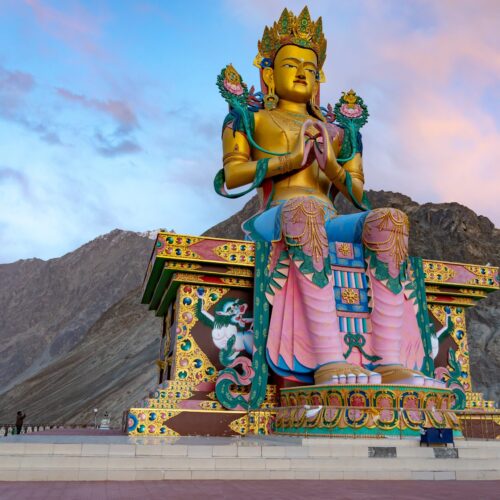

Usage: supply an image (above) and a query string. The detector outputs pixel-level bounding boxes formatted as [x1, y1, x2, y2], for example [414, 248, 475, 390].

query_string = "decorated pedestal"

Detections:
[128, 234, 276, 436]
[126, 232, 499, 437]
[276, 384, 459, 438]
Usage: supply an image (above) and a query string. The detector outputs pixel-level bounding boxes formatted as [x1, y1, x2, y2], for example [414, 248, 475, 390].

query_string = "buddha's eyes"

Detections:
[282, 64, 317, 75]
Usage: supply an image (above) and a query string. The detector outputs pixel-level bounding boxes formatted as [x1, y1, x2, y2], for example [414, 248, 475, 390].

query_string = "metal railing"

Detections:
[456, 411, 500, 440]
[4, 408, 499, 440]
[0, 423, 115, 437]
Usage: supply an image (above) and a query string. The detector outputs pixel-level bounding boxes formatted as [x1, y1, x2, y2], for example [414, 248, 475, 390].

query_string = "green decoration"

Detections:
[343, 333, 381, 362]
[286, 243, 331, 289]
[407, 257, 435, 377]
[365, 247, 408, 295]
[215, 240, 271, 410]
[445, 348, 467, 410]
[214, 158, 269, 199]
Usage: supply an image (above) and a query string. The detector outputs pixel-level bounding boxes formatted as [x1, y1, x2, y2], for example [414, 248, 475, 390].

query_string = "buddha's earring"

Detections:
[264, 85, 278, 110]
[263, 68, 278, 110]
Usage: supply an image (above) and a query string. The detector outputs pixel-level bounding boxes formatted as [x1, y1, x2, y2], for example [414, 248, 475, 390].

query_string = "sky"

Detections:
[0, 0, 499, 263]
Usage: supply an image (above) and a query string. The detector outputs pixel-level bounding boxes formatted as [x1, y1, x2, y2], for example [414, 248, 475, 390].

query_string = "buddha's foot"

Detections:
[373, 365, 446, 388]
[314, 362, 382, 385]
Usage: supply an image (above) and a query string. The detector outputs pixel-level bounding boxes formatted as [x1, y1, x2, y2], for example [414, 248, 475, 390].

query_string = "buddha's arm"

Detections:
[337, 153, 365, 205]
[222, 127, 290, 189]
[324, 137, 365, 206]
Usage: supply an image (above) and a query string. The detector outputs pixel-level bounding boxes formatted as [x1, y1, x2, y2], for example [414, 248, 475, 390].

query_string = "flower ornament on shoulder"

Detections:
[223, 64, 245, 96]
[340, 103, 363, 118]
[217, 64, 250, 109]
[339, 89, 364, 118]
[334, 89, 369, 129]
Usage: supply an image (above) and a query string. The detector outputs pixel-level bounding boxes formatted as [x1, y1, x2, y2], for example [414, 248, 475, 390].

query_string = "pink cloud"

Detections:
[222, 0, 500, 224]
[56, 88, 138, 132]
[351, 1, 500, 223]
[23, 0, 106, 57]
[0, 65, 35, 115]
[0, 67, 34, 93]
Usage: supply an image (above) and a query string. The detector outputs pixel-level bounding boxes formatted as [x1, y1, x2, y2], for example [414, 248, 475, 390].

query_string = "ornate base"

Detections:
[126, 380, 277, 436]
[127, 407, 275, 436]
[275, 384, 461, 437]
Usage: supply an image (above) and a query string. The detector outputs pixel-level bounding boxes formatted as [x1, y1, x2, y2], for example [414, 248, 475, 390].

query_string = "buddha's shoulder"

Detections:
[252, 108, 270, 127]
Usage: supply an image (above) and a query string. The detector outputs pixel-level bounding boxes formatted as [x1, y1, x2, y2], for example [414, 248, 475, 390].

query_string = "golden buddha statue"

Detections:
[214, 7, 441, 409]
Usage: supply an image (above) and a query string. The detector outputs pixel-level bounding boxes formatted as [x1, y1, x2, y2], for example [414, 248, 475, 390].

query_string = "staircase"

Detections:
[1, 436, 499, 481]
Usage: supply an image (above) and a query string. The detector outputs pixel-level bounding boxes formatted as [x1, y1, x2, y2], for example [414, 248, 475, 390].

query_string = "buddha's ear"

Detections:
[311, 80, 319, 101]
[262, 67, 274, 89]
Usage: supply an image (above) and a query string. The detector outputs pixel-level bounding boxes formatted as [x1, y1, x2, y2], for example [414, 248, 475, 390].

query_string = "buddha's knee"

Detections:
[281, 197, 329, 252]
[362, 208, 409, 271]
[281, 197, 326, 229]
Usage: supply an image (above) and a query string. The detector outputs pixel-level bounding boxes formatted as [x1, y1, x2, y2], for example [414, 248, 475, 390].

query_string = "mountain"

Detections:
[0, 230, 153, 395]
[0, 287, 160, 425]
[0, 191, 498, 425]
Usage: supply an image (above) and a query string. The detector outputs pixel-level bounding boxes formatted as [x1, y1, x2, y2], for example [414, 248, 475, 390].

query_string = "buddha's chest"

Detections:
[253, 110, 321, 153]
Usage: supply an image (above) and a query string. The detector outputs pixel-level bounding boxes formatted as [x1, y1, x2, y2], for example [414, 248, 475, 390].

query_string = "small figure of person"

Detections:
[15, 411, 25, 435]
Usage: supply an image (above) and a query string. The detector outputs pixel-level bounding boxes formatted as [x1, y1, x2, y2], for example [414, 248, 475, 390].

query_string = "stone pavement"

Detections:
[0, 480, 499, 500]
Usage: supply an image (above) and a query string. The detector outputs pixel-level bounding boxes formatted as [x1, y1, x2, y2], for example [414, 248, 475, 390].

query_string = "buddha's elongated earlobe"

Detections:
[263, 67, 279, 110]
[309, 80, 325, 122]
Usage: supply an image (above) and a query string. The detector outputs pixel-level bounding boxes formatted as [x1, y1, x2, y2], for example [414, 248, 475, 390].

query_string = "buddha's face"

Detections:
[272, 45, 318, 103]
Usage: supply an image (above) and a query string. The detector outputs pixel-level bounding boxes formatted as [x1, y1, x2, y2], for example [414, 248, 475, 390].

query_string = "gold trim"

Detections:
[129, 407, 247, 414]
[423, 258, 498, 271]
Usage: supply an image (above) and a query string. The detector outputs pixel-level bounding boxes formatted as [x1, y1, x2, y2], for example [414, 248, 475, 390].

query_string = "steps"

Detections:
[1, 437, 499, 481]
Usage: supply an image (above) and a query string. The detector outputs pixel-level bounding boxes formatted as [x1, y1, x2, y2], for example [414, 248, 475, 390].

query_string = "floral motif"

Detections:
[223, 64, 244, 96]
[340, 103, 363, 118]
[341, 288, 360, 304]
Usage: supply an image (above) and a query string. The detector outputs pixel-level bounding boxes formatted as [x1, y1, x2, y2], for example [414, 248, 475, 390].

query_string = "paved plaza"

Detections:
[0, 479, 499, 500]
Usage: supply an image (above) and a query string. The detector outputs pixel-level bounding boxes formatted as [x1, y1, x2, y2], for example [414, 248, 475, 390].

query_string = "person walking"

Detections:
[15, 411, 25, 435]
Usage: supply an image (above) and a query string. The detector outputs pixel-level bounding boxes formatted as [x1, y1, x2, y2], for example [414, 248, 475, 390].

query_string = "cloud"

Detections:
[0, 64, 63, 145]
[1, 64, 141, 155]
[0, 66, 34, 94]
[55, 87, 142, 155]
[0, 65, 35, 114]
[0, 162, 122, 263]
[0, 167, 31, 197]
[22, 0, 105, 58]
[222, 0, 500, 224]
[345, 0, 500, 222]
[56, 88, 139, 134]
[94, 131, 142, 157]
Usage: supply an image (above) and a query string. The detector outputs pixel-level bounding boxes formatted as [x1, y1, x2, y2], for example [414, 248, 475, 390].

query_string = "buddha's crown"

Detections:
[256, 6, 327, 69]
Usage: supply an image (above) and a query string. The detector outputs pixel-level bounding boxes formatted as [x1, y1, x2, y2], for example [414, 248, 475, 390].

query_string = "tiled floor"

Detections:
[0, 480, 498, 500]
[2, 433, 305, 445]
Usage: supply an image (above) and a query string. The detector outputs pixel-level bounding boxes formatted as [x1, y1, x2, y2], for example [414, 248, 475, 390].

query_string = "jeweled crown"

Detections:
[256, 6, 327, 69]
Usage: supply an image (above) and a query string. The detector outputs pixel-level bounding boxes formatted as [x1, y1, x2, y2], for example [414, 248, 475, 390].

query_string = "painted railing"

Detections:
[270, 406, 500, 441]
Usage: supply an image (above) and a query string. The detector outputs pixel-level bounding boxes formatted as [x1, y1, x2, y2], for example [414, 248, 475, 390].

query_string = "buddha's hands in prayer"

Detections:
[284, 120, 311, 172]
[282, 120, 343, 182]
[318, 123, 343, 183]
[302, 120, 345, 184]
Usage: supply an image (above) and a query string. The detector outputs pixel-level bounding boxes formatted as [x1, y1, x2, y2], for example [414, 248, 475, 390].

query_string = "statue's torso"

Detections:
[252, 109, 342, 205]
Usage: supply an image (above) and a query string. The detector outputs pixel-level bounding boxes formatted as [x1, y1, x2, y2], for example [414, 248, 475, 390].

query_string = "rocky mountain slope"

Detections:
[0, 230, 153, 395]
[0, 287, 160, 425]
[0, 191, 498, 425]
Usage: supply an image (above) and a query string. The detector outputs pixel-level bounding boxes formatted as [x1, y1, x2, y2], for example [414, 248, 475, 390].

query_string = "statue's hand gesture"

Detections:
[281, 119, 320, 172]
[284, 120, 309, 172]
[313, 121, 344, 184]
